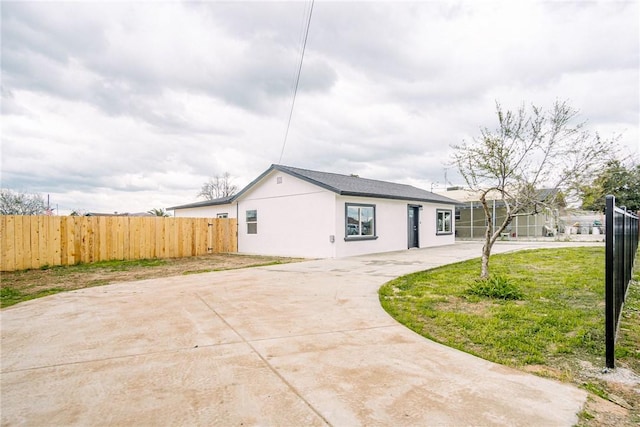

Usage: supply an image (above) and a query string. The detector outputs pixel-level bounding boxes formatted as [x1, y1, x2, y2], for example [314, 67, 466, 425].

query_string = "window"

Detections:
[217, 213, 228, 219]
[437, 209, 452, 234]
[246, 210, 257, 234]
[345, 203, 376, 240]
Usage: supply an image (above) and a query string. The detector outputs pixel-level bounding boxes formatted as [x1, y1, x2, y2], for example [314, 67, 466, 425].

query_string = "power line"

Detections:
[278, 0, 314, 164]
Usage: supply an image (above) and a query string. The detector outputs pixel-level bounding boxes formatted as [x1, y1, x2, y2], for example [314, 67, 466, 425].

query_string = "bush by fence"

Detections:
[0, 216, 237, 272]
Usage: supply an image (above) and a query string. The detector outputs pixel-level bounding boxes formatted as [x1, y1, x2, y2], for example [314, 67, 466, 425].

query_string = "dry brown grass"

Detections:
[1, 254, 303, 308]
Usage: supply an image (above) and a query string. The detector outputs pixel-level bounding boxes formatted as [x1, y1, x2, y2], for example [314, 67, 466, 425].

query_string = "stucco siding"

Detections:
[334, 197, 455, 257]
[237, 171, 336, 258]
[421, 203, 456, 247]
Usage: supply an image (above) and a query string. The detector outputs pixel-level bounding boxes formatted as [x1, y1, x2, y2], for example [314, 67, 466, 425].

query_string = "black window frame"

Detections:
[436, 209, 453, 235]
[344, 203, 378, 241]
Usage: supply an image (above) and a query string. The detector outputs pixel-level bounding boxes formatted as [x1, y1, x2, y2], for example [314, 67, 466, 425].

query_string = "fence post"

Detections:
[605, 195, 615, 368]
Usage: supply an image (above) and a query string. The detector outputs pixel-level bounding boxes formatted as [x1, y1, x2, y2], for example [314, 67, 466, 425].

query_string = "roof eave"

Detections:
[339, 191, 459, 205]
[168, 196, 235, 210]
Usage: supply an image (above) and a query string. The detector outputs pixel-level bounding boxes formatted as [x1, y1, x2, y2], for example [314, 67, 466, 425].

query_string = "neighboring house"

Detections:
[442, 188, 561, 239]
[169, 164, 459, 258]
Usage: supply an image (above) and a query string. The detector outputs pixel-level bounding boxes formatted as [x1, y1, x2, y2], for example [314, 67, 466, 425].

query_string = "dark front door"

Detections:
[408, 206, 420, 248]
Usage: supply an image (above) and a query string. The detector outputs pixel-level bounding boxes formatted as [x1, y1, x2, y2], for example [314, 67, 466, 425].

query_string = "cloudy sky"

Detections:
[2, 0, 638, 214]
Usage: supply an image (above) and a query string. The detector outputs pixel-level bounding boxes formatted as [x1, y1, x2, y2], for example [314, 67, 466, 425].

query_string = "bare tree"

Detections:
[452, 100, 616, 278]
[198, 172, 238, 200]
[0, 189, 46, 215]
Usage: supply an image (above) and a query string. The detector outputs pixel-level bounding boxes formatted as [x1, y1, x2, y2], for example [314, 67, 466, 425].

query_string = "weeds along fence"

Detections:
[605, 195, 639, 368]
[0, 216, 238, 272]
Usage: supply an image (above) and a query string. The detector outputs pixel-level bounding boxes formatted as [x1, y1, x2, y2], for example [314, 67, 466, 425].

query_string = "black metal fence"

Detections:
[605, 195, 639, 368]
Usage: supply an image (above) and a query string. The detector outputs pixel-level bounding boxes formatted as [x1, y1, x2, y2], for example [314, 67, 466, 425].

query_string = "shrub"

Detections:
[467, 275, 524, 300]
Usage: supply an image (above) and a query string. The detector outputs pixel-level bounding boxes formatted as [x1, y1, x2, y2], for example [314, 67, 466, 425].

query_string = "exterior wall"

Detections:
[237, 170, 336, 258]
[420, 203, 457, 248]
[333, 196, 455, 258]
[173, 204, 237, 219]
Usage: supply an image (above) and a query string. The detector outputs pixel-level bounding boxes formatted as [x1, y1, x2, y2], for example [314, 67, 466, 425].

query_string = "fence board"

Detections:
[138, 218, 148, 259]
[60, 217, 68, 266]
[29, 217, 39, 268]
[90, 216, 99, 263]
[155, 218, 163, 258]
[1, 216, 237, 271]
[51, 217, 61, 266]
[68, 217, 77, 265]
[196, 218, 207, 255]
[14, 216, 25, 271]
[37, 217, 48, 267]
[215, 219, 224, 252]
[1, 216, 15, 270]
[80, 217, 90, 263]
[170, 218, 179, 258]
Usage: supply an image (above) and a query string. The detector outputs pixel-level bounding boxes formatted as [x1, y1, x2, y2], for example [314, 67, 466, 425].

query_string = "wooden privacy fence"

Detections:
[0, 216, 237, 272]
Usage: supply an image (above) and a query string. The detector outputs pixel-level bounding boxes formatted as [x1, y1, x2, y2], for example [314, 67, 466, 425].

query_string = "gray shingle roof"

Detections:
[271, 165, 459, 204]
[169, 164, 459, 210]
[167, 195, 234, 210]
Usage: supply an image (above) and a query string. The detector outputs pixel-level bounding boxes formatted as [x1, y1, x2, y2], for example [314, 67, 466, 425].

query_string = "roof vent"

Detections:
[350, 174, 359, 178]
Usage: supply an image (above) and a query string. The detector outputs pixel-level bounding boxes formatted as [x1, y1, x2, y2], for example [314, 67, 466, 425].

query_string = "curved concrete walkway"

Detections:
[1, 241, 596, 426]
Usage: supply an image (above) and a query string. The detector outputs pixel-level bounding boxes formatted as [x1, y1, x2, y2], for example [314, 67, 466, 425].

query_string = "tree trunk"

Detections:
[481, 239, 492, 279]
[479, 192, 515, 279]
[480, 194, 493, 279]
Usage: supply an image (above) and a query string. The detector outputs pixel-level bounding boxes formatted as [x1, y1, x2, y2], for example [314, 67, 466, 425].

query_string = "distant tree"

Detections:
[580, 160, 640, 212]
[148, 208, 170, 217]
[452, 100, 616, 279]
[198, 172, 238, 200]
[0, 189, 46, 215]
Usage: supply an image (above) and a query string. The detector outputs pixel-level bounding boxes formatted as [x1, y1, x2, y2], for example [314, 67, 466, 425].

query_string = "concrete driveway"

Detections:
[1, 241, 593, 426]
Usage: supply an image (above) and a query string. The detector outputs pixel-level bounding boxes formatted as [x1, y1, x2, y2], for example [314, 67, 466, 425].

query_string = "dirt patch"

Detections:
[1, 254, 304, 307]
[435, 296, 496, 316]
[582, 395, 632, 427]
[522, 364, 572, 381]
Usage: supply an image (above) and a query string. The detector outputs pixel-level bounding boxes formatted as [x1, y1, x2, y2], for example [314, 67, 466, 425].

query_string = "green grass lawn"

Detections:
[379, 246, 639, 423]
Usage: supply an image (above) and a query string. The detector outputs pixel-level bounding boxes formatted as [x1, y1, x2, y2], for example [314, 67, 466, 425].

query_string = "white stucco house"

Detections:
[168, 164, 459, 258]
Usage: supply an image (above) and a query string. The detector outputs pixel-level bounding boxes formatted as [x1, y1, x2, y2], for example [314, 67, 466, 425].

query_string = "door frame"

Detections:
[408, 205, 421, 248]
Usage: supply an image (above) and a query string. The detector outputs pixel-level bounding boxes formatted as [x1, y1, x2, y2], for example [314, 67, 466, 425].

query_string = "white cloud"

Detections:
[1, 0, 638, 214]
